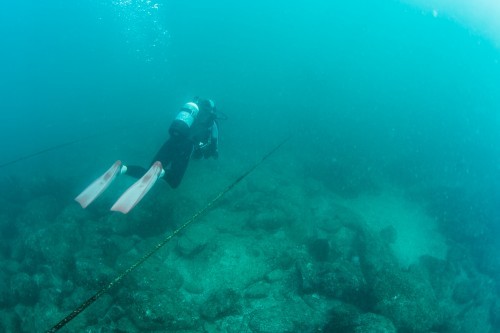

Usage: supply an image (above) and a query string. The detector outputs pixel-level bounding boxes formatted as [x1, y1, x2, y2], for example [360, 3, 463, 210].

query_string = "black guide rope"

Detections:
[46, 136, 290, 332]
[0, 137, 95, 169]
[0, 121, 151, 170]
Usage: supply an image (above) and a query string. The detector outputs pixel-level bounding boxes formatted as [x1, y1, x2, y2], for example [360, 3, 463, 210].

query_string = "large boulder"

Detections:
[248, 308, 295, 333]
[370, 268, 443, 332]
[323, 303, 396, 333]
[248, 300, 325, 333]
[127, 290, 200, 331]
[295, 258, 367, 306]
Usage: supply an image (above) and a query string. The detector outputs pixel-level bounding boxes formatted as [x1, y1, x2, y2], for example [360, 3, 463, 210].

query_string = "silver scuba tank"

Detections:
[175, 102, 199, 128]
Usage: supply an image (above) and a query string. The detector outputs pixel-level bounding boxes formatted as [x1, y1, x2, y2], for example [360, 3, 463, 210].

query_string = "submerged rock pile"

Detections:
[0, 174, 498, 332]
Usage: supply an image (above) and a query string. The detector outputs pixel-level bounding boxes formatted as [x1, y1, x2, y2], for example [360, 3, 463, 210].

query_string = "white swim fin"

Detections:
[75, 160, 126, 208]
[111, 161, 164, 214]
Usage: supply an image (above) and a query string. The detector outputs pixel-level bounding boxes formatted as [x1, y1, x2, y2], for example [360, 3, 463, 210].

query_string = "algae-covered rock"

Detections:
[323, 302, 361, 332]
[10, 272, 39, 305]
[175, 235, 208, 257]
[265, 268, 285, 283]
[324, 303, 396, 333]
[245, 281, 271, 299]
[317, 260, 367, 304]
[354, 312, 396, 333]
[295, 258, 366, 305]
[200, 288, 241, 320]
[0, 271, 11, 307]
[0, 310, 21, 332]
[307, 238, 330, 261]
[248, 300, 325, 333]
[490, 298, 500, 330]
[73, 256, 115, 290]
[16, 195, 60, 227]
[371, 268, 442, 332]
[295, 259, 316, 294]
[247, 208, 292, 231]
[128, 291, 201, 331]
[248, 308, 295, 333]
[452, 279, 478, 304]
[356, 216, 444, 332]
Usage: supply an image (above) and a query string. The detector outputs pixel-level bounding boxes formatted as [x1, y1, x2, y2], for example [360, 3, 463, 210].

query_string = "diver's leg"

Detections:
[165, 142, 193, 188]
[125, 165, 148, 179]
[151, 140, 174, 166]
[124, 139, 173, 180]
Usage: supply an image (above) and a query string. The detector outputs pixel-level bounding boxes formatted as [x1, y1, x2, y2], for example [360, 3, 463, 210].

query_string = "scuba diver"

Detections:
[127, 97, 219, 188]
[75, 97, 220, 214]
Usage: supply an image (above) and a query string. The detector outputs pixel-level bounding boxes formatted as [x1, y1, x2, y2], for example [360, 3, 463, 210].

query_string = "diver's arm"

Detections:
[207, 121, 219, 159]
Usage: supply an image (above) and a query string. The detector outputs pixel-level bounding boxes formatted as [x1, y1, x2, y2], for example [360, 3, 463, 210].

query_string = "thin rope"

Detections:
[0, 120, 152, 169]
[0, 137, 94, 169]
[45, 136, 290, 332]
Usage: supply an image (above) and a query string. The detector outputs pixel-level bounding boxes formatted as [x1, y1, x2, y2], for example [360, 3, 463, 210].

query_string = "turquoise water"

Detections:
[1, 0, 500, 332]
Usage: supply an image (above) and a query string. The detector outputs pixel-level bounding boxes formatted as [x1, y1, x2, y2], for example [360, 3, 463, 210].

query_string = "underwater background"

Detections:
[1, 0, 500, 331]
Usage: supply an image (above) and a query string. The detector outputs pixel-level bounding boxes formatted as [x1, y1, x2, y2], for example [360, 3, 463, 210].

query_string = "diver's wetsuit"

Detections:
[127, 98, 218, 189]
[127, 138, 193, 188]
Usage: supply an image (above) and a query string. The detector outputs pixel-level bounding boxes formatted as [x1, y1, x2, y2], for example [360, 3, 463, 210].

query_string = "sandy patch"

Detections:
[341, 189, 447, 268]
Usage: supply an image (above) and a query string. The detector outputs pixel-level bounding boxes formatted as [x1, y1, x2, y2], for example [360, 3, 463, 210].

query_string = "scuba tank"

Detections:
[176, 102, 199, 127]
[169, 102, 199, 138]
